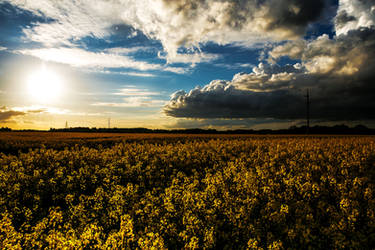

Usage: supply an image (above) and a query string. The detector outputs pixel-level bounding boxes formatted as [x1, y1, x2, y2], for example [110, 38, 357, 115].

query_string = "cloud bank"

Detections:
[164, 0, 375, 122]
[5, 0, 328, 62]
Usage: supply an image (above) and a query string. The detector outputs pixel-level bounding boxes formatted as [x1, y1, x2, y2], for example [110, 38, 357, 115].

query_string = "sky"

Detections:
[1, 0, 375, 130]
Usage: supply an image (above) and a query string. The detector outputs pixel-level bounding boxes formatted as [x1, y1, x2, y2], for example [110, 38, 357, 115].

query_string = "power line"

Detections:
[304, 89, 310, 134]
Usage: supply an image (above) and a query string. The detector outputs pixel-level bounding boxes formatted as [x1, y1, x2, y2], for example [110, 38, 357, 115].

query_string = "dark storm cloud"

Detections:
[164, 26, 375, 121]
[164, 81, 305, 119]
[152, 0, 333, 61]
[165, 117, 295, 130]
[162, 0, 326, 37]
[164, 77, 375, 121]
[264, 0, 325, 34]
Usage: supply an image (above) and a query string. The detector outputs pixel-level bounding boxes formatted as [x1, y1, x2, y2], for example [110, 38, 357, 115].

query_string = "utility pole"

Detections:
[65, 121, 68, 129]
[305, 89, 310, 134]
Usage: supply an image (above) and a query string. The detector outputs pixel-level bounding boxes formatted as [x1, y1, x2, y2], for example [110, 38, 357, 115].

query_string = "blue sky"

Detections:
[1, 0, 375, 130]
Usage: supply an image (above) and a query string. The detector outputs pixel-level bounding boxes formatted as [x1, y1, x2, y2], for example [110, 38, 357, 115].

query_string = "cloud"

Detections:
[230, 63, 304, 91]
[162, 66, 189, 74]
[335, 0, 375, 36]
[158, 49, 220, 65]
[269, 28, 375, 76]
[121, 72, 156, 78]
[104, 47, 221, 67]
[0, 106, 45, 122]
[11, 106, 105, 117]
[5, 0, 327, 61]
[104, 46, 155, 55]
[163, 80, 305, 119]
[0, 109, 25, 122]
[164, 24, 375, 121]
[92, 97, 166, 108]
[114, 88, 160, 96]
[8, 0, 124, 46]
[92, 87, 166, 108]
[214, 63, 255, 70]
[163, 76, 375, 121]
[0, 46, 7, 51]
[164, 117, 297, 130]
[95, 69, 157, 78]
[133, 0, 326, 56]
[18, 47, 185, 73]
[268, 40, 306, 62]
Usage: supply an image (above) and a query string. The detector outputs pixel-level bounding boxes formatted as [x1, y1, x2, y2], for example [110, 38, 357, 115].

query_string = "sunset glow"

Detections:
[27, 67, 63, 104]
[1, 1, 375, 247]
[0, 0, 374, 129]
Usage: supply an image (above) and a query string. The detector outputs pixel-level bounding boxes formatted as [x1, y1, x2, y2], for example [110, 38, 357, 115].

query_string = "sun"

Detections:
[27, 66, 63, 103]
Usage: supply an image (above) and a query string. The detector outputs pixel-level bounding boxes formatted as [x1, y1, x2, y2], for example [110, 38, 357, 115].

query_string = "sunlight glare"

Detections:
[27, 66, 63, 103]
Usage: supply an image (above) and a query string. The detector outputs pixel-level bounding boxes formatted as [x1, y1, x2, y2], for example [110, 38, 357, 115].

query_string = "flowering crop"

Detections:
[0, 135, 374, 249]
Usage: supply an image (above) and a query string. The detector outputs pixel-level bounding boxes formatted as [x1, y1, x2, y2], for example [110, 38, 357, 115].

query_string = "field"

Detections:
[0, 132, 261, 155]
[1, 132, 375, 249]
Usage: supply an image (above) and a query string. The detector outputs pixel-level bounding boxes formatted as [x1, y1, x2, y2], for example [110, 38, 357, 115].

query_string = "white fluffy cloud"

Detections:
[158, 51, 220, 65]
[92, 87, 167, 108]
[269, 30, 373, 76]
[127, 0, 325, 55]
[10, 0, 124, 46]
[114, 88, 160, 96]
[335, 0, 375, 35]
[94, 70, 157, 78]
[104, 47, 154, 55]
[230, 63, 303, 91]
[268, 39, 306, 62]
[92, 97, 166, 108]
[18, 47, 185, 73]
